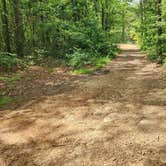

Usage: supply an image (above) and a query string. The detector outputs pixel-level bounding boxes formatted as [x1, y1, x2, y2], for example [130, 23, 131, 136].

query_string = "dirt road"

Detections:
[0, 44, 166, 166]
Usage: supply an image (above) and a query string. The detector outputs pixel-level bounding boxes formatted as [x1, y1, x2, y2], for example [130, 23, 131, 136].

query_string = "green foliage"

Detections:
[67, 48, 113, 70]
[42, 17, 119, 59]
[0, 52, 25, 71]
[67, 50, 94, 68]
[92, 57, 111, 69]
[96, 42, 118, 58]
[164, 58, 166, 67]
[133, 0, 166, 62]
[0, 0, 141, 71]
[25, 49, 48, 65]
[0, 75, 22, 84]
[73, 68, 93, 74]
[72, 56, 111, 74]
[0, 96, 13, 108]
[1, 0, 164, 69]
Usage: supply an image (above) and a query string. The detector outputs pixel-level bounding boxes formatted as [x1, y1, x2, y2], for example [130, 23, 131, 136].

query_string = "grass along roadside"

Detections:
[0, 75, 22, 84]
[0, 96, 14, 109]
[0, 56, 112, 109]
[72, 57, 111, 74]
[0, 74, 23, 109]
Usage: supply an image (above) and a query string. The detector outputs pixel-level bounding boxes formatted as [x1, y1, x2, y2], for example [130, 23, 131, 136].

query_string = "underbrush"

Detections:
[163, 57, 166, 64]
[66, 45, 118, 74]
[0, 50, 61, 73]
[73, 68, 93, 74]
[25, 48, 49, 66]
[71, 56, 111, 74]
[0, 17, 119, 74]
[0, 74, 22, 109]
[147, 50, 166, 63]
[0, 52, 26, 72]
[0, 96, 13, 109]
[0, 75, 22, 84]
[93, 57, 111, 69]
[0, 49, 116, 75]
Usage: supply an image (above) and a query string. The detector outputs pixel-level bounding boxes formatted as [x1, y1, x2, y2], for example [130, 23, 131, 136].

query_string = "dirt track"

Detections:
[0, 44, 166, 166]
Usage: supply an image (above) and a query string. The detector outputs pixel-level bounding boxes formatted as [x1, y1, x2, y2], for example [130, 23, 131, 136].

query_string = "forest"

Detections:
[0, 0, 165, 72]
[0, 1, 166, 165]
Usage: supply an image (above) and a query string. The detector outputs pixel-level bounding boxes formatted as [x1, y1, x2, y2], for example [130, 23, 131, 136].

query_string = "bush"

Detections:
[67, 50, 94, 68]
[0, 75, 22, 84]
[96, 42, 118, 58]
[25, 48, 48, 65]
[0, 96, 13, 108]
[73, 68, 93, 74]
[41, 18, 119, 60]
[92, 57, 111, 69]
[163, 58, 166, 66]
[0, 52, 25, 71]
[67, 49, 112, 70]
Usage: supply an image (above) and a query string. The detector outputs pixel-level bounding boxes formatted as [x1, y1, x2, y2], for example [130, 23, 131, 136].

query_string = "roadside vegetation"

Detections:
[0, 0, 165, 109]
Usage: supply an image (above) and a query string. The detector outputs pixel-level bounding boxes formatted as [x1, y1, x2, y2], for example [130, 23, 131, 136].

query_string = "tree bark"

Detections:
[12, 0, 25, 57]
[140, 0, 144, 38]
[1, 0, 11, 52]
[71, 0, 78, 21]
[93, 0, 98, 17]
[101, 3, 105, 30]
[157, 0, 163, 62]
[121, 9, 125, 43]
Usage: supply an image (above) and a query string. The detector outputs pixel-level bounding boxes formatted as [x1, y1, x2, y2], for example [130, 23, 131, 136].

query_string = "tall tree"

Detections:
[101, 0, 111, 31]
[157, 0, 163, 62]
[93, 0, 98, 17]
[1, 0, 11, 52]
[12, 0, 25, 57]
[121, 8, 126, 42]
[139, 0, 144, 39]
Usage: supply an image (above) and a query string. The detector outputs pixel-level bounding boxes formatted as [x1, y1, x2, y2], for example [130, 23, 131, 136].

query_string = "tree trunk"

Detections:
[122, 23, 125, 43]
[157, 0, 163, 62]
[140, 0, 144, 38]
[12, 0, 25, 57]
[101, 3, 105, 30]
[94, 0, 98, 17]
[121, 9, 125, 42]
[1, 0, 11, 52]
[71, 0, 78, 21]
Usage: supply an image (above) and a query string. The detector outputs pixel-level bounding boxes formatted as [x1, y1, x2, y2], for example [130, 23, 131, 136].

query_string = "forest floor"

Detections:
[0, 44, 166, 166]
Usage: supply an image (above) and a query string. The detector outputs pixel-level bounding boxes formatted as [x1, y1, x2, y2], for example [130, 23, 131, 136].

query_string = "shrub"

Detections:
[0, 96, 13, 108]
[163, 58, 166, 66]
[0, 52, 25, 72]
[25, 48, 48, 65]
[96, 42, 118, 58]
[0, 75, 22, 84]
[73, 68, 93, 74]
[92, 57, 111, 69]
[67, 50, 94, 68]
[67, 49, 112, 71]
[41, 18, 119, 60]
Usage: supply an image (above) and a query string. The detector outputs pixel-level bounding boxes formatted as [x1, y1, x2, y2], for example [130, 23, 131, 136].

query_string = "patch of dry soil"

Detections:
[0, 44, 166, 166]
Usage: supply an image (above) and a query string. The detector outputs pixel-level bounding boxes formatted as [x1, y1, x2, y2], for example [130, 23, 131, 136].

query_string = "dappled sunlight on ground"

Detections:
[0, 44, 166, 166]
